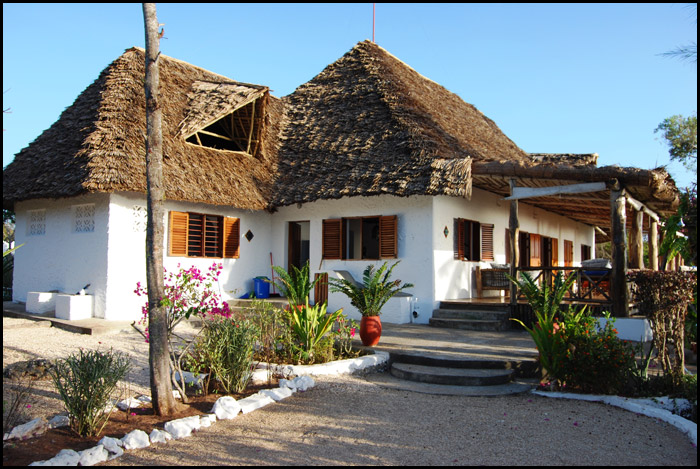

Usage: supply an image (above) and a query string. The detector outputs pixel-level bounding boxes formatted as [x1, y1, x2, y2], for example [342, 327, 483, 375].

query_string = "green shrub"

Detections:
[193, 316, 257, 394]
[560, 316, 637, 394]
[50, 348, 131, 437]
[288, 300, 344, 363]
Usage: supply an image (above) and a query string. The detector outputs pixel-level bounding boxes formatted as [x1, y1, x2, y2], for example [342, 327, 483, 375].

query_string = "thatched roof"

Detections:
[3, 47, 283, 211]
[3, 40, 680, 236]
[272, 40, 531, 206]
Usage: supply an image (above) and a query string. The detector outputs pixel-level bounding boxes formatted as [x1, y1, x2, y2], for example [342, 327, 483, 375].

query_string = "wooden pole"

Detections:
[629, 208, 644, 269]
[509, 179, 520, 306]
[610, 180, 629, 317]
[649, 218, 659, 271]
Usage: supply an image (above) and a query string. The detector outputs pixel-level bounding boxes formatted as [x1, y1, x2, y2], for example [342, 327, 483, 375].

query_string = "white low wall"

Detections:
[597, 317, 653, 342]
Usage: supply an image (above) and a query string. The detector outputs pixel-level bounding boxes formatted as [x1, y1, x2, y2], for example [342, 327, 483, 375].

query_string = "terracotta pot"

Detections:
[360, 316, 382, 346]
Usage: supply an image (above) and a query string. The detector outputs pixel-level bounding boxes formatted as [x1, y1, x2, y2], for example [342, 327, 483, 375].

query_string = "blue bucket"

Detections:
[254, 277, 270, 299]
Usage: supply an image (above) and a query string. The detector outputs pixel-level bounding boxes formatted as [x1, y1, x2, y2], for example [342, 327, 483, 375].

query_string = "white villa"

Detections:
[3, 41, 679, 323]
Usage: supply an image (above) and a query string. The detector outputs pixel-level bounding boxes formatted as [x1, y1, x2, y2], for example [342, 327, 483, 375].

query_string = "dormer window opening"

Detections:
[186, 98, 264, 156]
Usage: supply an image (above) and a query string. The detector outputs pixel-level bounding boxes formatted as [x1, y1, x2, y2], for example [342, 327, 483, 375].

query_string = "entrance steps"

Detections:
[429, 301, 511, 332]
[366, 351, 538, 396]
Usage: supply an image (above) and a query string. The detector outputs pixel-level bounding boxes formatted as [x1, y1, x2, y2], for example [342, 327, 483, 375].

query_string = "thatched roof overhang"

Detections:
[471, 160, 680, 241]
[3, 48, 282, 211]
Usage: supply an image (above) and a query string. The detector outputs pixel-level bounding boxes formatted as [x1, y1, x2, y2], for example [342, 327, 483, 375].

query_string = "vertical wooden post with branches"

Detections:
[143, 2, 179, 416]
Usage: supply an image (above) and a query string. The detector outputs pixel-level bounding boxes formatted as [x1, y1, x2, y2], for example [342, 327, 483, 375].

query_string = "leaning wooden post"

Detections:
[610, 180, 629, 317]
[509, 179, 520, 307]
[649, 218, 659, 271]
[629, 206, 644, 269]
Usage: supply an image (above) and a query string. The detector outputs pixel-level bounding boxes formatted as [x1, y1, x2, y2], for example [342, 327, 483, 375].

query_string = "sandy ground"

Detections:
[3, 316, 697, 466]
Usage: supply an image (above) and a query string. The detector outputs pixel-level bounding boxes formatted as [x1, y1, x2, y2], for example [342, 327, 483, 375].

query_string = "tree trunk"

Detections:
[143, 3, 179, 416]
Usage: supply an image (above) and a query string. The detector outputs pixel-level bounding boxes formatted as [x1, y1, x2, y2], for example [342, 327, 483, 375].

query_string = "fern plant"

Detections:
[271, 260, 320, 307]
[329, 261, 413, 317]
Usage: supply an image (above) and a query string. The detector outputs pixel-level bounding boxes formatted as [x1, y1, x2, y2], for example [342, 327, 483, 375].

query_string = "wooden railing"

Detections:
[515, 266, 612, 304]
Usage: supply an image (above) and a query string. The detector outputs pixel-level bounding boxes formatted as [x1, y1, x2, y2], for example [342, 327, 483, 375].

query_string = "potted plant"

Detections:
[271, 261, 321, 308]
[329, 261, 413, 346]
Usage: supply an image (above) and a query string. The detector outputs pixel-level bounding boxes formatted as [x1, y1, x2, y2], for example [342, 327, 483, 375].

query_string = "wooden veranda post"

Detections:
[649, 218, 659, 271]
[509, 179, 519, 306]
[609, 180, 629, 317]
[629, 208, 644, 269]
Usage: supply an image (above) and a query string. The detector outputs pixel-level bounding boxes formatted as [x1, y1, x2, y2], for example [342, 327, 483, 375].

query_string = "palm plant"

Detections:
[508, 271, 577, 382]
[271, 260, 320, 307]
[328, 261, 413, 317]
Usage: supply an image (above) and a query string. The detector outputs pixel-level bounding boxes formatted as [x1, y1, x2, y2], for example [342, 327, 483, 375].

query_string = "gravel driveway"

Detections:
[3, 316, 697, 466]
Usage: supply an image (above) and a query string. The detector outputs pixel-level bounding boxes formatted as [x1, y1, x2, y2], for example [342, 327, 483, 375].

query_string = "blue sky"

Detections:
[3, 3, 697, 189]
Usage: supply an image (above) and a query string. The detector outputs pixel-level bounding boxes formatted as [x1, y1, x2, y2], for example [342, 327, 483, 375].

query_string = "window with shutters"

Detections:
[321, 215, 397, 260]
[455, 218, 481, 261]
[168, 211, 240, 258]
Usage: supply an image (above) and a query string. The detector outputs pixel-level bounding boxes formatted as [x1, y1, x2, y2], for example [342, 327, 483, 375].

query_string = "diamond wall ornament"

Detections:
[444, 226, 449, 238]
[245, 230, 254, 242]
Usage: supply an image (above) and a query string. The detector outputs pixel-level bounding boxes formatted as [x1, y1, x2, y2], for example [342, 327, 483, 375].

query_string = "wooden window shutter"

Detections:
[455, 219, 465, 260]
[505, 229, 511, 264]
[481, 224, 494, 261]
[564, 240, 574, 267]
[379, 215, 398, 259]
[551, 238, 559, 267]
[223, 217, 240, 258]
[168, 211, 189, 256]
[529, 233, 542, 267]
[314, 272, 329, 306]
[322, 219, 343, 260]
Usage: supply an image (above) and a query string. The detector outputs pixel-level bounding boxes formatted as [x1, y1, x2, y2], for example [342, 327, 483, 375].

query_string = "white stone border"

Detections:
[26, 351, 390, 466]
[532, 390, 697, 447]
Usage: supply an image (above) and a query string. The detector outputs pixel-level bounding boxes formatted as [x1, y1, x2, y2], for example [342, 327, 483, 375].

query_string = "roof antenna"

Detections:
[372, 3, 376, 43]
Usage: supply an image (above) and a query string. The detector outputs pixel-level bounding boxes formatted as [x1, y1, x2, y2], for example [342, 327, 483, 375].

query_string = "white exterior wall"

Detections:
[12, 190, 595, 323]
[14, 194, 111, 317]
[271, 195, 433, 324]
[14, 192, 274, 322]
[105, 193, 274, 321]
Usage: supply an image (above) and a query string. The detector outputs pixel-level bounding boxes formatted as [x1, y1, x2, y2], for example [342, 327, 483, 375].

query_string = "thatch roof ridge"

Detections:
[529, 153, 599, 166]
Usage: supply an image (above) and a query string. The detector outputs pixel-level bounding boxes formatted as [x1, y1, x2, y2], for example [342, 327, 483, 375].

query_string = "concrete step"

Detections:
[365, 372, 537, 397]
[388, 351, 538, 378]
[429, 317, 509, 332]
[438, 301, 510, 313]
[391, 362, 514, 386]
[432, 308, 509, 321]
